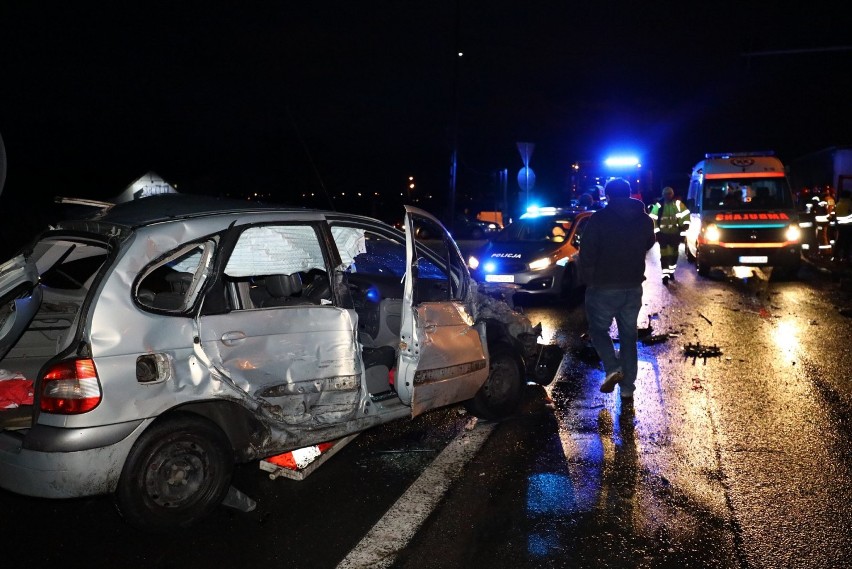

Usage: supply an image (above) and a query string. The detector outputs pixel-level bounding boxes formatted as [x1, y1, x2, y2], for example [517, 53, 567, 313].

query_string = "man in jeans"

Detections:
[578, 178, 655, 400]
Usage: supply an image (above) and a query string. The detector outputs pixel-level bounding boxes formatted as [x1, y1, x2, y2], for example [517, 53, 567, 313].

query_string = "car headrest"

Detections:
[266, 273, 303, 298]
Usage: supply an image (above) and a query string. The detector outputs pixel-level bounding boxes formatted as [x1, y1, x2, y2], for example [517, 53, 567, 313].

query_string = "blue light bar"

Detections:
[603, 156, 640, 168]
[705, 151, 775, 159]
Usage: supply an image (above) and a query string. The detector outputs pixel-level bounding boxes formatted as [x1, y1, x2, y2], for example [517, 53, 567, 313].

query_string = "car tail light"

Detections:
[40, 359, 102, 414]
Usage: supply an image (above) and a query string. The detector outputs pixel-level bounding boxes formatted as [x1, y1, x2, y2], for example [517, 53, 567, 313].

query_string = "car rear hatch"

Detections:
[0, 234, 113, 431]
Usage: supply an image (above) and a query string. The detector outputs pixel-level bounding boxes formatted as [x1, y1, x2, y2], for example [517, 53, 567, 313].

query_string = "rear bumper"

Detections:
[0, 419, 149, 498]
[697, 244, 802, 268]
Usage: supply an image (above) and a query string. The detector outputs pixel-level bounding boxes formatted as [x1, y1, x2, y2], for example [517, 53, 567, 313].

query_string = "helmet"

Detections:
[662, 187, 674, 199]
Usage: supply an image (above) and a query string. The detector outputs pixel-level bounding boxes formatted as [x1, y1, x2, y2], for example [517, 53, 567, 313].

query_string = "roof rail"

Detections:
[54, 196, 114, 211]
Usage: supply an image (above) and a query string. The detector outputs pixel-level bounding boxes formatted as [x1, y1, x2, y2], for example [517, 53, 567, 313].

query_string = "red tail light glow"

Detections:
[40, 359, 102, 414]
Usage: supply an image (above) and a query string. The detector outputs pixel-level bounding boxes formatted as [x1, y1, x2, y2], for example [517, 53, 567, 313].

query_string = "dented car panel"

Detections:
[197, 305, 363, 426]
[396, 206, 488, 415]
[0, 195, 503, 527]
[406, 303, 488, 417]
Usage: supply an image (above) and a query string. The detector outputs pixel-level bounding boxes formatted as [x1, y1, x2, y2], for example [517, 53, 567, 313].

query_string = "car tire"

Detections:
[696, 250, 710, 276]
[115, 413, 233, 532]
[558, 264, 582, 305]
[464, 343, 524, 420]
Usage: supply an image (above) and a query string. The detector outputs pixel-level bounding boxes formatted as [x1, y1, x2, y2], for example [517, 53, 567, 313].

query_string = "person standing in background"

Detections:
[648, 186, 690, 285]
[579, 178, 655, 401]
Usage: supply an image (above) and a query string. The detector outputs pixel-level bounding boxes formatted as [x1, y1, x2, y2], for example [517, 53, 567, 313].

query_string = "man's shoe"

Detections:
[662, 275, 670, 286]
[600, 370, 623, 393]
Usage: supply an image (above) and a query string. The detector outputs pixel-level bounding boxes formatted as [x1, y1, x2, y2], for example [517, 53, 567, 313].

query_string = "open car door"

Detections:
[0, 254, 41, 361]
[395, 206, 488, 417]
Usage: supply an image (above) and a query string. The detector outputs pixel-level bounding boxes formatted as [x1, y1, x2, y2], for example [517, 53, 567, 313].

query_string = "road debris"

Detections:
[683, 342, 722, 365]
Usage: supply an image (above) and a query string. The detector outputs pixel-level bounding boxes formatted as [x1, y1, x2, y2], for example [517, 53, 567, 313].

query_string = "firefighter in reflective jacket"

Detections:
[649, 187, 690, 284]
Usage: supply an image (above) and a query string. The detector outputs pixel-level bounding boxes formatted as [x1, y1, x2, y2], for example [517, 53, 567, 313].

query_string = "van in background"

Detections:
[684, 151, 802, 278]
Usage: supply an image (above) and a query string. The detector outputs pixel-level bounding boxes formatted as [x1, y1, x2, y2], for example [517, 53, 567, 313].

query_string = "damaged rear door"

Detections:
[196, 222, 363, 429]
[396, 206, 488, 417]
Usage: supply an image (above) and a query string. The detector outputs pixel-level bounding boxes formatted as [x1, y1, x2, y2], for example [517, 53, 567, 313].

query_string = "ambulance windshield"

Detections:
[703, 177, 794, 211]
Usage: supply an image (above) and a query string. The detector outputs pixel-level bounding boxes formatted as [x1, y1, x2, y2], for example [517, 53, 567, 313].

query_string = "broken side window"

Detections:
[136, 241, 214, 313]
[224, 225, 330, 309]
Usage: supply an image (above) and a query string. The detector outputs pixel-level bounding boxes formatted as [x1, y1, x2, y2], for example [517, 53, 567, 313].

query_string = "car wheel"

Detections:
[464, 344, 524, 420]
[558, 265, 581, 304]
[115, 413, 233, 532]
[696, 254, 710, 277]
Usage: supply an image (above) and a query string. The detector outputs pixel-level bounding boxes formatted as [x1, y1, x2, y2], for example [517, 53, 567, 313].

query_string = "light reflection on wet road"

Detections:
[399, 245, 852, 568]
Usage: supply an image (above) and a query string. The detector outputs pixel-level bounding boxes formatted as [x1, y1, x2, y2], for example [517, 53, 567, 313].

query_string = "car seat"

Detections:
[302, 269, 332, 303]
[152, 271, 194, 310]
[262, 273, 311, 307]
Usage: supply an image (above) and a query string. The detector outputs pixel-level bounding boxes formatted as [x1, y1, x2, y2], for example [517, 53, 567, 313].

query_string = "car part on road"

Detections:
[683, 342, 723, 364]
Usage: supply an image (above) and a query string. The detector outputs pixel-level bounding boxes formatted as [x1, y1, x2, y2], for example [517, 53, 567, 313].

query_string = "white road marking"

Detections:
[336, 417, 496, 569]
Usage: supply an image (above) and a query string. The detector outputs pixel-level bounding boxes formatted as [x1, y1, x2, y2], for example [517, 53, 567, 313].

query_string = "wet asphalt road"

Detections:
[2, 247, 851, 568]
[390, 248, 852, 569]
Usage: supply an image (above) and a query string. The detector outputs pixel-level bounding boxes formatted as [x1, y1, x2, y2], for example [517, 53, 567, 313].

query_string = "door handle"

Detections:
[221, 331, 247, 346]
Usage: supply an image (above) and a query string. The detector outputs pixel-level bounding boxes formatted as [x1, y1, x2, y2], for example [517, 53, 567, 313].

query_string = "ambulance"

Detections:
[684, 151, 802, 278]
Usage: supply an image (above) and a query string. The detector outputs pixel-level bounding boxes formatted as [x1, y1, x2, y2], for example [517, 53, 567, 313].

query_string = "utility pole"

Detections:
[448, 0, 461, 234]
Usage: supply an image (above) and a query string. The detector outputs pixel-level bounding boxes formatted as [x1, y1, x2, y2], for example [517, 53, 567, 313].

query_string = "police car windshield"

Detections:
[703, 178, 794, 211]
[493, 215, 575, 242]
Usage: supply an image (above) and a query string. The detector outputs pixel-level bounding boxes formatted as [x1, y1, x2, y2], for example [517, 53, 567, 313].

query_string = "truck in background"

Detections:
[789, 146, 852, 199]
[684, 151, 802, 279]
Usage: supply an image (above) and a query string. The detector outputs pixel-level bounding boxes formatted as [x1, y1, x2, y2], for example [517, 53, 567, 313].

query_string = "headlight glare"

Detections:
[528, 257, 552, 271]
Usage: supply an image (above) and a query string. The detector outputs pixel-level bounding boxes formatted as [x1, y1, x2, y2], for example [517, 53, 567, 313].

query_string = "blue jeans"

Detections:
[584, 286, 643, 395]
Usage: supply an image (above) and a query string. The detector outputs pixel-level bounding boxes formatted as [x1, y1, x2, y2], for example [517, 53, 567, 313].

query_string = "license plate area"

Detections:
[738, 255, 768, 264]
[485, 274, 514, 283]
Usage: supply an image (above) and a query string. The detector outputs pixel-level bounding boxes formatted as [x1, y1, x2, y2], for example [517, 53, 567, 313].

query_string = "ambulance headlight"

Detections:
[529, 257, 552, 271]
[785, 224, 801, 242]
[704, 224, 721, 242]
[468, 255, 480, 270]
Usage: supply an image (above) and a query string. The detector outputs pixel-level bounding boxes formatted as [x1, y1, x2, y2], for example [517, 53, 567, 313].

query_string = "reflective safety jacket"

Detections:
[649, 199, 690, 235]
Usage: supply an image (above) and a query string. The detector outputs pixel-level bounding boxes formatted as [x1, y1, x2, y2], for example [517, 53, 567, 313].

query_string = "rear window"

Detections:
[33, 240, 110, 291]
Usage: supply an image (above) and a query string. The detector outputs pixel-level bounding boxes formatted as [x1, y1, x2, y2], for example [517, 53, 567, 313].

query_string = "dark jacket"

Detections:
[579, 197, 655, 288]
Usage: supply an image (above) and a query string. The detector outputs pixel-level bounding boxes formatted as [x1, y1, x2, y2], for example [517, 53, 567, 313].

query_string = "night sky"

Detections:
[1, 2, 851, 254]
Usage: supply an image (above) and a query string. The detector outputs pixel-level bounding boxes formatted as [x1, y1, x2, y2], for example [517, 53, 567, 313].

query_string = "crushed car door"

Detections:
[196, 223, 362, 428]
[0, 254, 41, 361]
[396, 206, 488, 417]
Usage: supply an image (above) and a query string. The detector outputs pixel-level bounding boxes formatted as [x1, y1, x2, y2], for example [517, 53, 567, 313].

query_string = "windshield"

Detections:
[493, 215, 576, 243]
[702, 177, 794, 211]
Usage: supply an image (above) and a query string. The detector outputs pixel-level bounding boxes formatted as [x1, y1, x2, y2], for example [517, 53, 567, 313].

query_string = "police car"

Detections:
[468, 206, 595, 300]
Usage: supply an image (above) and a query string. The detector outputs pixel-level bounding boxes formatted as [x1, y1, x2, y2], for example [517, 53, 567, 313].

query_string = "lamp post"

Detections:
[448, 0, 461, 234]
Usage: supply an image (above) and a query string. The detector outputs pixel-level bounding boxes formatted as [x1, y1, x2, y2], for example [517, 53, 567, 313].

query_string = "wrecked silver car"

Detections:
[0, 194, 557, 531]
